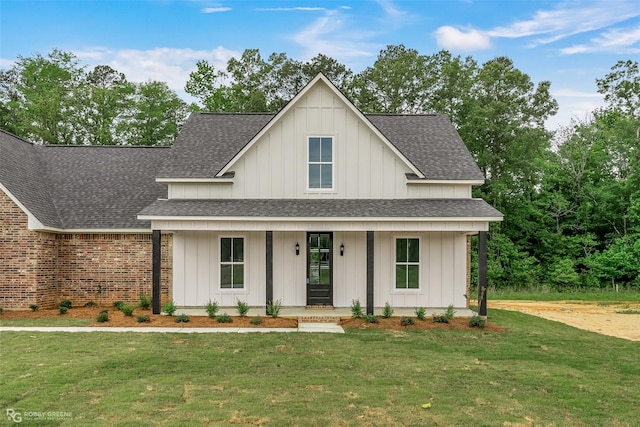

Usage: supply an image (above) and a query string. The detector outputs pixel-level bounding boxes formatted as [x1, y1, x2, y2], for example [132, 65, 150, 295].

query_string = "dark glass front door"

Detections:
[306, 233, 333, 306]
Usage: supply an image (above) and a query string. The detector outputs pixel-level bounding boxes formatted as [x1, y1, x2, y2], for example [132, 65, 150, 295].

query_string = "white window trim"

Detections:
[219, 235, 246, 291]
[394, 236, 421, 292]
[306, 135, 336, 192]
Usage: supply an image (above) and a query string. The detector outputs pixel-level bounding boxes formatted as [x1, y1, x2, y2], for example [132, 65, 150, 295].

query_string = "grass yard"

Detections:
[487, 288, 640, 302]
[1, 310, 638, 426]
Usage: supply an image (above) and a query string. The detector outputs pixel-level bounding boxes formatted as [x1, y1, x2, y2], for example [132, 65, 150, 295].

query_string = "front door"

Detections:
[306, 232, 333, 306]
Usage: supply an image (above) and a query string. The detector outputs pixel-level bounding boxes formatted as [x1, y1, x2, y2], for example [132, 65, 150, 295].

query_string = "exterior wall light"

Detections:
[340, 243, 344, 256]
[295, 242, 300, 255]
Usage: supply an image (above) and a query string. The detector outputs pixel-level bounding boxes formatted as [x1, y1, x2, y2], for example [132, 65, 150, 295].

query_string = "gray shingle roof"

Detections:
[0, 129, 168, 229]
[139, 198, 502, 219]
[157, 112, 485, 181]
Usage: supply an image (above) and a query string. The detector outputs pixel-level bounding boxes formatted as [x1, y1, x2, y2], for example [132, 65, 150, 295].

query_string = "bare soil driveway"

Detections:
[490, 300, 640, 341]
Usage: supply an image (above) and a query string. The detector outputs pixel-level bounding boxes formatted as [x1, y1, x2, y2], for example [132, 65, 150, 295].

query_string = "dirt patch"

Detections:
[490, 300, 640, 341]
[0, 307, 297, 328]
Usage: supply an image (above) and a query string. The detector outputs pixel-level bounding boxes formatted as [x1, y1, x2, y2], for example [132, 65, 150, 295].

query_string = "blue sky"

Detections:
[1, 0, 639, 129]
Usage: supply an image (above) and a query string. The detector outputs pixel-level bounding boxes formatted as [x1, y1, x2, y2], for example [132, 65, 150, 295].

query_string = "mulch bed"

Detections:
[1, 307, 504, 332]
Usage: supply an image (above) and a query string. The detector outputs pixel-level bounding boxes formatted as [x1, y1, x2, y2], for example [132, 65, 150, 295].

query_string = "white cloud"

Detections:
[546, 88, 605, 130]
[489, 1, 640, 46]
[256, 7, 325, 12]
[291, 11, 378, 63]
[0, 58, 16, 69]
[202, 7, 231, 13]
[561, 26, 640, 54]
[73, 46, 240, 100]
[434, 26, 492, 51]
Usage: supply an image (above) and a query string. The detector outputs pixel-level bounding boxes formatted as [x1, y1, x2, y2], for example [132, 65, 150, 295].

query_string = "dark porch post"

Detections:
[366, 231, 374, 315]
[152, 230, 162, 315]
[478, 231, 488, 317]
[266, 231, 273, 314]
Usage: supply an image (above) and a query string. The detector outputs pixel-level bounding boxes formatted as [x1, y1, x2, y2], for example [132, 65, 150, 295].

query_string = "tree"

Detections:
[1, 49, 84, 144]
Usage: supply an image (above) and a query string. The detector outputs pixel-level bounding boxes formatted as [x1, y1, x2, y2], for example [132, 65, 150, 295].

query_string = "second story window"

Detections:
[308, 136, 333, 190]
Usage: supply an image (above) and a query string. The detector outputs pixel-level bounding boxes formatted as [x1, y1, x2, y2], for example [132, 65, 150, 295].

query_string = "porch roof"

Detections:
[138, 198, 503, 220]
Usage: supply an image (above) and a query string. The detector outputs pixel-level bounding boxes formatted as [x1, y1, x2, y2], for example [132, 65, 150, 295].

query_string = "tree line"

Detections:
[1, 46, 638, 290]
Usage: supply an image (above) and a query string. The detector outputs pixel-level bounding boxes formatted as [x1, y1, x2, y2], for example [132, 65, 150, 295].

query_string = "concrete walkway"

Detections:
[0, 323, 344, 334]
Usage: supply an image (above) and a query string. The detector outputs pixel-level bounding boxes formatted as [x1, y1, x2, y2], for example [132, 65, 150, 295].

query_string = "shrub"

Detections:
[58, 305, 68, 315]
[363, 314, 379, 323]
[216, 313, 233, 323]
[59, 299, 72, 309]
[175, 313, 189, 323]
[445, 304, 456, 321]
[236, 300, 249, 318]
[469, 315, 486, 328]
[0, 307, 3, 315]
[84, 300, 97, 307]
[250, 316, 263, 325]
[400, 317, 414, 326]
[382, 302, 394, 318]
[205, 299, 219, 318]
[29, 304, 38, 312]
[121, 305, 135, 317]
[96, 309, 109, 323]
[415, 307, 427, 320]
[136, 315, 150, 323]
[266, 299, 281, 318]
[138, 294, 152, 310]
[113, 301, 124, 310]
[432, 313, 449, 323]
[351, 299, 364, 318]
[163, 300, 177, 316]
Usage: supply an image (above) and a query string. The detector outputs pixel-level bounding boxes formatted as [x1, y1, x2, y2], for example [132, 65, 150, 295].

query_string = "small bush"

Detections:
[96, 309, 109, 323]
[363, 314, 379, 323]
[138, 294, 152, 310]
[250, 316, 263, 325]
[432, 313, 449, 323]
[58, 306, 69, 315]
[216, 313, 233, 323]
[113, 301, 124, 310]
[236, 300, 249, 318]
[351, 299, 364, 318]
[0, 307, 3, 315]
[445, 304, 456, 321]
[415, 307, 427, 320]
[163, 300, 177, 316]
[469, 315, 486, 328]
[136, 315, 150, 323]
[29, 304, 39, 312]
[205, 299, 219, 318]
[59, 299, 72, 309]
[382, 302, 394, 318]
[84, 300, 97, 307]
[121, 305, 135, 317]
[175, 313, 190, 323]
[400, 317, 414, 326]
[266, 299, 281, 318]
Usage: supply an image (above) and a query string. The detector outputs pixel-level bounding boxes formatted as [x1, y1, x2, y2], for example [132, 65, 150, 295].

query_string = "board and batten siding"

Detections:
[173, 229, 467, 309]
[166, 81, 472, 201]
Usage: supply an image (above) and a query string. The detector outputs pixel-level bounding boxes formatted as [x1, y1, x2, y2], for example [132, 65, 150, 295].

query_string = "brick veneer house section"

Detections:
[0, 130, 171, 309]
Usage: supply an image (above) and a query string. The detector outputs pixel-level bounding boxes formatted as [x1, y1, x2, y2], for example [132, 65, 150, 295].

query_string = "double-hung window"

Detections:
[308, 136, 333, 190]
[395, 238, 420, 289]
[220, 237, 244, 289]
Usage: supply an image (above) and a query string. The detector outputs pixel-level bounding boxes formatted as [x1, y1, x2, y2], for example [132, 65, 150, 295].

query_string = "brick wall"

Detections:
[0, 189, 172, 309]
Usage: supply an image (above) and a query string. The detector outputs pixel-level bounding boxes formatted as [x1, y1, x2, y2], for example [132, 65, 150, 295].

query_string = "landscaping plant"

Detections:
[236, 300, 249, 318]
[163, 300, 177, 316]
[350, 299, 364, 318]
[415, 307, 427, 320]
[120, 305, 135, 317]
[96, 309, 109, 323]
[266, 299, 281, 318]
[382, 302, 394, 318]
[205, 300, 219, 318]
[138, 294, 152, 310]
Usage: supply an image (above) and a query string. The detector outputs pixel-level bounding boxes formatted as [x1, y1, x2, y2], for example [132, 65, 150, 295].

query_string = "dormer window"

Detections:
[308, 136, 333, 190]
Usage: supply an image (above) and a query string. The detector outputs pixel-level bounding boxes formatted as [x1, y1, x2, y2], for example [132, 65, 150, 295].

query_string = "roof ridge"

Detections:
[0, 128, 36, 145]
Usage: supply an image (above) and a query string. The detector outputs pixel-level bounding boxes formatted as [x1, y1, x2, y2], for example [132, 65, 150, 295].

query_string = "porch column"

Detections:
[366, 231, 374, 315]
[152, 230, 162, 315]
[266, 231, 273, 314]
[478, 231, 488, 317]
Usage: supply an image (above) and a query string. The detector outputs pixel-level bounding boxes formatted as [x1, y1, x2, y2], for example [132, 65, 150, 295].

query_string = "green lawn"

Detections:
[487, 288, 640, 302]
[1, 310, 638, 426]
